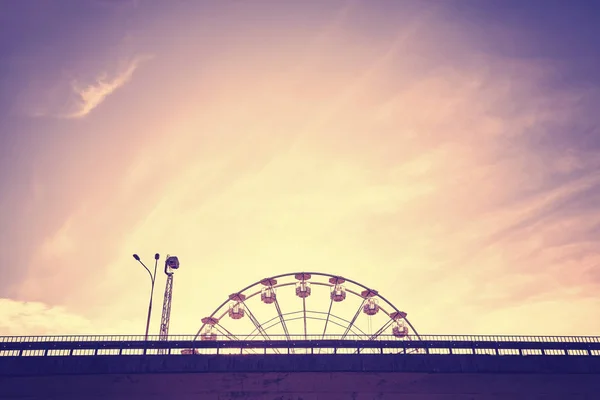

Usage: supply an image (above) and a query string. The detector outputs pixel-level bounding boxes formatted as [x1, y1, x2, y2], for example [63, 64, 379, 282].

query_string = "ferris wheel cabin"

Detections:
[329, 277, 347, 302]
[228, 293, 246, 320]
[260, 278, 277, 304]
[295, 273, 312, 298]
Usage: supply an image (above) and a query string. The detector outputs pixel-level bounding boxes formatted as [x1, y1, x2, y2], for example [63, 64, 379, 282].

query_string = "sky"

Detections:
[0, 0, 599, 338]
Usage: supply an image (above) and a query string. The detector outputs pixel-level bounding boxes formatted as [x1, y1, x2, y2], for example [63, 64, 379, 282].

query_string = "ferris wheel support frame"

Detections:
[159, 256, 180, 348]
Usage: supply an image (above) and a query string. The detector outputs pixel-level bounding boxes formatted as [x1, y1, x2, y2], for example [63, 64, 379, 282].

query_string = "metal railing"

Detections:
[1, 334, 599, 357]
[1, 333, 600, 343]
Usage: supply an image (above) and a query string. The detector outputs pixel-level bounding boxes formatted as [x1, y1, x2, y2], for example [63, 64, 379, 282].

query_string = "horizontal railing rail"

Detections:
[1, 334, 599, 357]
[1, 334, 600, 343]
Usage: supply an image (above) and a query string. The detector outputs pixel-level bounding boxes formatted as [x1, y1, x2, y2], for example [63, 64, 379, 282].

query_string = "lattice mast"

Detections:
[159, 256, 180, 342]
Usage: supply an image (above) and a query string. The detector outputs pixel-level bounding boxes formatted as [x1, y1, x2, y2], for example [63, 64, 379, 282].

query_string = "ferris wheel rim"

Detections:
[210, 282, 401, 325]
[195, 271, 419, 340]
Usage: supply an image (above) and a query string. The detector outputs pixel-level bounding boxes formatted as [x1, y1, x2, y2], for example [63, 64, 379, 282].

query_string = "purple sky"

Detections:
[0, 1, 599, 337]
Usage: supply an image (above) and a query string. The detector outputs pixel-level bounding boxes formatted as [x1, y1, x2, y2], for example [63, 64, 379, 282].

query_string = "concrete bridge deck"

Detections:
[2, 335, 600, 399]
[2, 354, 600, 399]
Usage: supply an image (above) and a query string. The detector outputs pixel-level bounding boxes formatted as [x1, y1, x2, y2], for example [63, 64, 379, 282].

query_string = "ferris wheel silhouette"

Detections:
[194, 272, 418, 349]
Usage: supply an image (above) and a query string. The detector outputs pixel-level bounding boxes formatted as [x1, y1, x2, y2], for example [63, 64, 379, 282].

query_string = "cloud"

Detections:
[17, 54, 152, 120]
[0, 298, 94, 336]
[66, 55, 151, 119]
[0, 298, 146, 336]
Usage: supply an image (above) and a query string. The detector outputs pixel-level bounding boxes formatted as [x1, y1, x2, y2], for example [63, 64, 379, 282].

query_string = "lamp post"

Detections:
[133, 253, 160, 341]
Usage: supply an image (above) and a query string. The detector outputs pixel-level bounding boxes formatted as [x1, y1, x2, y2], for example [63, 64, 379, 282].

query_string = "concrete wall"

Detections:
[2, 354, 599, 399]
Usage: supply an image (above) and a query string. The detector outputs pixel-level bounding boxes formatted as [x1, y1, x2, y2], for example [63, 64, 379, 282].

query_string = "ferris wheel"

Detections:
[194, 272, 419, 347]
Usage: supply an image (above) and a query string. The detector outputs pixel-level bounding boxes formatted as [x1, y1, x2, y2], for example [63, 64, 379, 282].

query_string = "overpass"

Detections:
[2, 334, 600, 399]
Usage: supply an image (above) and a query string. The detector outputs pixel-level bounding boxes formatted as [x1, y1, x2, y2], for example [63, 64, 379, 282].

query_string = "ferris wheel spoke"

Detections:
[245, 317, 278, 339]
[340, 299, 366, 340]
[355, 319, 395, 354]
[214, 324, 260, 355]
[302, 297, 307, 340]
[321, 296, 334, 340]
[273, 297, 292, 341]
[241, 301, 270, 340]
[237, 302, 281, 354]
[318, 295, 335, 354]
[257, 311, 371, 338]
[264, 315, 367, 338]
[214, 323, 241, 341]
[369, 318, 395, 341]
[244, 310, 300, 340]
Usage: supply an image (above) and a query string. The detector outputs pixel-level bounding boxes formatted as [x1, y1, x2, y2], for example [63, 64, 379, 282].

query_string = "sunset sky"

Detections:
[1, 0, 600, 338]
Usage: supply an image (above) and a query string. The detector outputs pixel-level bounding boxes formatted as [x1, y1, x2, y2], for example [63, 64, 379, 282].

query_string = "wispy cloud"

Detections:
[66, 55, 151, 119]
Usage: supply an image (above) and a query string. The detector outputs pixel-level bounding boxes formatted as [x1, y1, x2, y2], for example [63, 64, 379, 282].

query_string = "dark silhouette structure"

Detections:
[2, 271, 599, 398]
[1, 335, 600, 399]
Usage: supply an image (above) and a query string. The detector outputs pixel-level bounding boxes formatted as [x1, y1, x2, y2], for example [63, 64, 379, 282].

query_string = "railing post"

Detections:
[5, 333, 600, 361]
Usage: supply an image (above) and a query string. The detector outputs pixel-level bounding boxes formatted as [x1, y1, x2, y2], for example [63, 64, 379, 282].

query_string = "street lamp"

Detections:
[133, 253, 160, 341]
